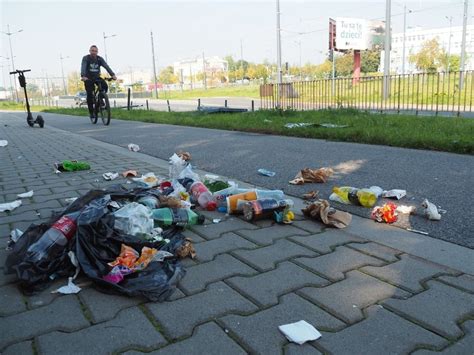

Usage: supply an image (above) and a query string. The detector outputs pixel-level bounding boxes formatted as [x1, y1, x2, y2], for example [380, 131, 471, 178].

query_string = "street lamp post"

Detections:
[0, 56, 14, 99]
[402, 5, 412, 75]
[460, 0, 468, 89]
[1, 25, 23, 102]
[445, 16, 453, 72]
[60, 54, 70, 96]
[383, 0, 392, 99]
[103, 32, 117, 63]
[276, 0, 283, 107]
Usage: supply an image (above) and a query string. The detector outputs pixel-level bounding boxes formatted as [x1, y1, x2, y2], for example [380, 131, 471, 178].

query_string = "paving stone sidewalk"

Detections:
[1, 114, 473, 355]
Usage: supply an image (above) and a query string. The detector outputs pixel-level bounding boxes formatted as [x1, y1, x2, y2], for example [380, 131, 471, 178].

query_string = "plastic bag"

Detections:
[5, 185, 187, 301]
[169, 153, 187, 179]
[113, 202, 154, 238]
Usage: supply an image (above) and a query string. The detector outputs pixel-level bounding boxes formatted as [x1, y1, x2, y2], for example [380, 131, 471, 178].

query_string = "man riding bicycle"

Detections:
[81, 45, 117, 120]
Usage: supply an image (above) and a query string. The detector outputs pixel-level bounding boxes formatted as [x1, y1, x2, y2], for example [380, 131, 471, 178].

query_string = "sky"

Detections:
[0, 0, 472, 81]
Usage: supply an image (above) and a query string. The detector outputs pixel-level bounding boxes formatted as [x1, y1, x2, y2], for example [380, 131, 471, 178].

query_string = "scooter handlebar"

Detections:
[9, 69, 31, 75]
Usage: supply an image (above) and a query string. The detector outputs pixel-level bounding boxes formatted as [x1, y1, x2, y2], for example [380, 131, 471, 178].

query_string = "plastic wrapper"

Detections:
[4, 185, 187, 301]
[113, 202, 154, 238]
[169, 153, 187, 179]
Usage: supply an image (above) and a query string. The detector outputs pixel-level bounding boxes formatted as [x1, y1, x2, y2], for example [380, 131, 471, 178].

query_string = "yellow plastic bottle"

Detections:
[332, 186, 377, 208]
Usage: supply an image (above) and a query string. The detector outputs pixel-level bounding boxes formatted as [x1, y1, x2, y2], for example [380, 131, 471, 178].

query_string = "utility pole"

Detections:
[446, 16, 453, 72]
[459, 0, 468, 89]
[60, 54, 69, 95]
[103, 32, 117, 63]
[402, 5, 412, 74]
[2, 25, 23, 101]
[276, 0, 283, 107]
[383, 0, 392, 99]
[240, 39, 244, 84]
[150, 31, 159, 99]
[202, 52, 207, 90]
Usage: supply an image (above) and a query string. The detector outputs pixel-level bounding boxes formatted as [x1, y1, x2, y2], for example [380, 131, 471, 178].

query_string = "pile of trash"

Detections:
[4, 152, 301, 301]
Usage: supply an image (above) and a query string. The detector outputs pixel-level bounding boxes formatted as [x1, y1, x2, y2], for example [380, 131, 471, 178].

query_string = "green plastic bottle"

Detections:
[59, 160, 91, 172]
[151, 208, 205, 227]
[332, 186, 377, 208]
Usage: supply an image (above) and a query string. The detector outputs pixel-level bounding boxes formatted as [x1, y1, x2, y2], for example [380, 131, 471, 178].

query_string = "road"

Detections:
[4, 111, 473, 248]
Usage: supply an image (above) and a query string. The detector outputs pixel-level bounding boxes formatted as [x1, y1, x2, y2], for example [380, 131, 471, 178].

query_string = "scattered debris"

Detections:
[17, 190, 34, 198]
[406, 228, 429, 236]
[284, 123, 315, 129]
[383, 189, 407, 200]
[289, 167, 333, 185]
[258, 168, 276, 177]
[102, 172, 119, 181]
[212, 218, 221, 224]
[243, 199, 293, 222]
[369, 186, 384, 198]
[132, 173, 159, 187]
[10, 229, 24, 243]
[396, 205, 416, 215]
[176, 238, 196, 259]
[318, 123, 349, 128]
[330, 186, 377, 208]
[263, 119, 272, 123]
[302, 190, 319, 201]
[371, 203, 398, 223]
[51, 277, 82, 294]
[0, 200, 22, 212]
[278, 320, 322, 345]
[128, 143, 140, 152]
[122, 170, 138, 178]
[421, 199, 441, 221]
[54, 160, 90, 172]
[65, 197, 78, 203]
[302, 199, 352, 229]
[177, 151, 192, 161]
[0, 140, 8, 147]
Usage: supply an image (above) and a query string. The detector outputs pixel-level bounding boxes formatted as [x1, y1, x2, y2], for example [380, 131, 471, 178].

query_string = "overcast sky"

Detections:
[0, 0, 471, 79]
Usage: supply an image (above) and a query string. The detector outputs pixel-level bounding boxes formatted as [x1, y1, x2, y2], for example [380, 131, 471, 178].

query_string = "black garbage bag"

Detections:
[5, 184, 187, 301]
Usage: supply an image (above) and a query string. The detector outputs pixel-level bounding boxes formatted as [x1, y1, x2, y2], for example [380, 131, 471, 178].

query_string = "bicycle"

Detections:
[90, 77, 114, 125]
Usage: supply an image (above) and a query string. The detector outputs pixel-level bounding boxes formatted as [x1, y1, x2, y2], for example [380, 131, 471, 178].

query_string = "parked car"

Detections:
[74, 91, 87, 106]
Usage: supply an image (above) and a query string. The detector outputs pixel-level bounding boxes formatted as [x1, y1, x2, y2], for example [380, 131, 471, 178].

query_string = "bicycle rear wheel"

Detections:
[98, 93, 111, 125]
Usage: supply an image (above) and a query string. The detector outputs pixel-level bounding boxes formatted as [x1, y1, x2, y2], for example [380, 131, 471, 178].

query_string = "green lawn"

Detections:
[0, 101, 50, 111]
[42, 107, 474, 155]
[157, 85, 260, 100]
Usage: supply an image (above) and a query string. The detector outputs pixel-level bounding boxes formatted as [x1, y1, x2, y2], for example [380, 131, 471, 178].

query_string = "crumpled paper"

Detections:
[17, 190, 34, 198]
[302, 199, 352, 229]
[176, 238, 196, 259]
[177, 151, 192, 161]
[128, 143, 140, 152]
[278, 320, 322, 345]
[103, 172, 119, 181]
[371, 202, 398, 223]
[421, 199, 441, 220]
[289, 167, 333, 185]
[0, 200, 22, 212]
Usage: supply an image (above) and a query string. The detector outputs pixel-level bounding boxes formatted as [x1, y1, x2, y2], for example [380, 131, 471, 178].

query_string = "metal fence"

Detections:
[260, 71, 474, 116]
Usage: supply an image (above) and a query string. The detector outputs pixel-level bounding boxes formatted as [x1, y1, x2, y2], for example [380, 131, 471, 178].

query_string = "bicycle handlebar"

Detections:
[10, 69, 31, 75]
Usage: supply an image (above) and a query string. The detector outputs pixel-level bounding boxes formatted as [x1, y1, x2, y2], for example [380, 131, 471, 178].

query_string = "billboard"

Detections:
[330, 17, 385, 51]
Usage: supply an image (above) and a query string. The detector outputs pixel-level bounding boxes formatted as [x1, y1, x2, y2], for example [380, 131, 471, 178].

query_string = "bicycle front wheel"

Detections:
[98, 93, 111, 126]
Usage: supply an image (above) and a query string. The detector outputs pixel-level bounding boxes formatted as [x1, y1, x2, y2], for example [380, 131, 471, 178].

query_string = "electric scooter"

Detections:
[10, 69, 44, 128]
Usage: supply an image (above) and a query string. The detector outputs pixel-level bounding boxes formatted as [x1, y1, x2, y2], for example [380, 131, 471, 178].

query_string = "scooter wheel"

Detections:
[37, 115, 44, 128]
[27, 119, 35, 127]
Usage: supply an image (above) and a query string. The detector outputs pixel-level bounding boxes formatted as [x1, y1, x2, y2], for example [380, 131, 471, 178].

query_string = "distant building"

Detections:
[117, 69, 153, 87]
[381, 25, 474, 74]
[173, 56, 228, 85]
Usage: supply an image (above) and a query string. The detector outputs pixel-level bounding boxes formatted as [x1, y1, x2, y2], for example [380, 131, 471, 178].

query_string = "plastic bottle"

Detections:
[137, 195, 160, 209]
[332, 186, 377, 208]
[56, 160, 90, 172]
[255, 189, 285, 200]
[190, 181, 217, 210]
[213, 185, 244, 208]
[151, 208, 205, 227]
[242, 199, 293, 221]
[25, 212, 80, 263]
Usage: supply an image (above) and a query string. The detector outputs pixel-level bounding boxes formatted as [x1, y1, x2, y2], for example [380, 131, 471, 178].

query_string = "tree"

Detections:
[409, 38, 445, 72]
[361, 49, 381, 73]
[158, 66, 178, 84]
[335, 53, 353, 76]
[440, 54, 461, 72]
[68, 71, 83, 94]
[224, 55, 236, 71]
